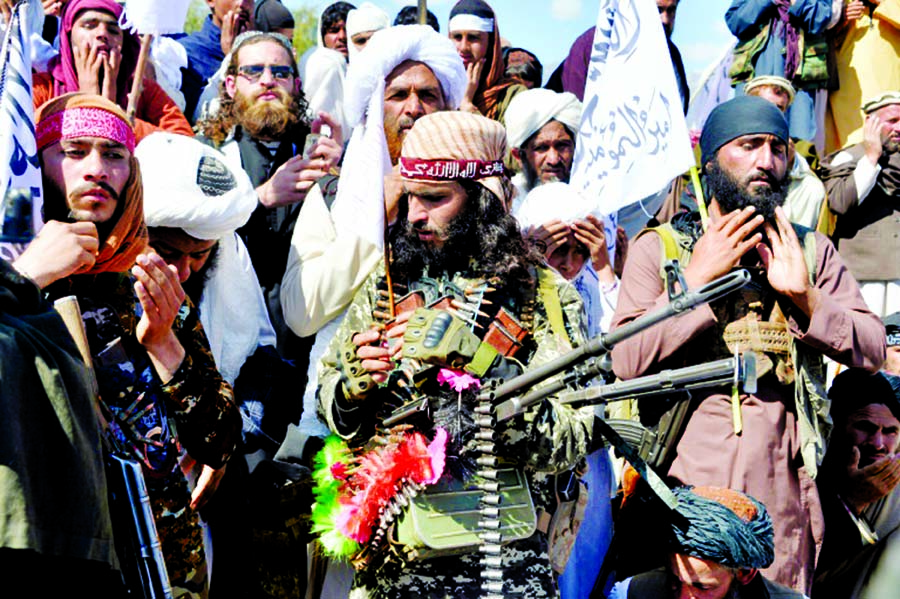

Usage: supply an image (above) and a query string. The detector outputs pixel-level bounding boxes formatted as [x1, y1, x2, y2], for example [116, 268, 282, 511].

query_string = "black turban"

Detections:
[700, 95, 789, 165]
[450, 0, 495, 20]
[829, 369, 900, 423]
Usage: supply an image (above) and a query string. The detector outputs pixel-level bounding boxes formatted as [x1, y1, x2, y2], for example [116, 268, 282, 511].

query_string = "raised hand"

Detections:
[42, 0, 64, 18]
[307, 112, 344, 169]
[684, 205, 764, 288]
[572, 214, 614, 280]
[73, 42, 104, 96]
[842, 446, 900, 513]
[845, 0, 867, 21]
[863, 113, 885, 166]
[460, 59, 484, 114]
[526, 219, 571, 259]
[757, 206, 818, 316]
[132, 253, 186, 382]
[13, 221, 99, 288]
[257, 153, 328, 208]
[100, 44, 120, 103]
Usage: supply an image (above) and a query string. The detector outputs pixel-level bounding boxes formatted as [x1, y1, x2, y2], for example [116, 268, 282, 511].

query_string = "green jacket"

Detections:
[0, 260, 115, 565]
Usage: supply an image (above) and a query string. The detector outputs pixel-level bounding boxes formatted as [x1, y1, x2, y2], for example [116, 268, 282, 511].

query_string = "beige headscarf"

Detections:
[399, 111, 511, 208]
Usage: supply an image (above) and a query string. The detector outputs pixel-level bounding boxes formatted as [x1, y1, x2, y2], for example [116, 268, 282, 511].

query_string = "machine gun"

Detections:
[481, 263, 757, 514]
[485, 263, 753, 421]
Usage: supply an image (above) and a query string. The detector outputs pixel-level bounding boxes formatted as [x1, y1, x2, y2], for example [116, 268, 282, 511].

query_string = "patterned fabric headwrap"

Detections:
[36, 93, 147, 274]
[37, 102, 136, 153]
[670, 486, 775, 570]
[400, 111, 510, 208]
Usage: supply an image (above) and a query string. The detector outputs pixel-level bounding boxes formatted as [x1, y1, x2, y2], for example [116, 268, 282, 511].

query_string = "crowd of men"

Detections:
[1, 0, 900, 598]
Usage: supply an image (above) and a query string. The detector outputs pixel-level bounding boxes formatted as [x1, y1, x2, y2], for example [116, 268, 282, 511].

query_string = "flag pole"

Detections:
[126, 33, 153, 123]
[418, 0, 427, 25]
[689, 165, 709, 231]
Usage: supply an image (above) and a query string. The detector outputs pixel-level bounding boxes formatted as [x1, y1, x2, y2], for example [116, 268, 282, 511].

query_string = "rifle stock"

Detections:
[54, 296, 173, 599]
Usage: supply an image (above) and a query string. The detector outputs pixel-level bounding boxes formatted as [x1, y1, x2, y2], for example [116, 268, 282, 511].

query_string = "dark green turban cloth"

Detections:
[700, 95, 789, 165]
[670, 486, 775, 570]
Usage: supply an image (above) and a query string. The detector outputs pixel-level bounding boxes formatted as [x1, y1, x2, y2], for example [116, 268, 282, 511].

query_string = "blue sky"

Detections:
[283, 0, 735, 89]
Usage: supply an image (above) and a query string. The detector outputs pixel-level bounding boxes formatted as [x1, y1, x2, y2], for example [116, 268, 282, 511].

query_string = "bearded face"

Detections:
[390, 195, 478, 279]
[234, 86, 302, 142]
[706, 156, 787, 224]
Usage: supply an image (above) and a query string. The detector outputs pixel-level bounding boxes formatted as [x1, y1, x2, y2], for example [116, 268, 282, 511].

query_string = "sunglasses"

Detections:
[237, 64, 294, 81]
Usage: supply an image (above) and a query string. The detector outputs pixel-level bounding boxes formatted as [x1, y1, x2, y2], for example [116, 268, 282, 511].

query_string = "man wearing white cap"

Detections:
[504, 88, 582, 208]
[138, 132, 306, 597]
[345, 2, 389, 60]
[820, 91, 900, 316]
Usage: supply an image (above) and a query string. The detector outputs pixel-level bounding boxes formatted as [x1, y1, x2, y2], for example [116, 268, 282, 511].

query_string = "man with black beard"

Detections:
[138, 132, 306, 596]
[820, 92, 900, 317]
[611, 95, 885, 594]
[815, 369, 900, 599]
[316, 111, 595, 598]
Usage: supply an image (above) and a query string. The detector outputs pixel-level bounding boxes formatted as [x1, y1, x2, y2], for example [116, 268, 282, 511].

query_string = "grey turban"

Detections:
[670, 486, 775, 570]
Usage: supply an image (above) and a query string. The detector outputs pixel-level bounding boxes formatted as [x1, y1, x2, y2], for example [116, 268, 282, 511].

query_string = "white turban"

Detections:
[136, 132, 276, 385]
[346, 3, 390, 62]
[505, 88, 583, 150]
[346, 2, 390, 38]
[514, 181, 603, 229]
[331, 25, 467, 247]
[514, 182, 612, 338]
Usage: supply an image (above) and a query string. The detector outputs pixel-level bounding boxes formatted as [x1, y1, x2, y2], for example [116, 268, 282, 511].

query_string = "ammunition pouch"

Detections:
[393, 467, 537, 562]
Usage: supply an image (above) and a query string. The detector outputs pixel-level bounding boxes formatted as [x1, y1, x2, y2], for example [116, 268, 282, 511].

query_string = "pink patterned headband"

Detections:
[37, 106, 135, 153]
[399, 158, 506, 181]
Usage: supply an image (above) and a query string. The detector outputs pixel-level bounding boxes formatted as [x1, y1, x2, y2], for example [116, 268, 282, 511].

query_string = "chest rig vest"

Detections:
[356, 270, 559, 580]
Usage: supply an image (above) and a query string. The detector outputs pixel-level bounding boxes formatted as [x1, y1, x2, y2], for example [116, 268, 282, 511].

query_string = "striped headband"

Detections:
[399, 157, 505, 181]
[37, 106, 136, 153]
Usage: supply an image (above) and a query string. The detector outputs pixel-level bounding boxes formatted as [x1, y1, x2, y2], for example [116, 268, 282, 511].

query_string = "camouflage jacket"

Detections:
[46, 272, 241, 477]
[317, 264, 595, 598]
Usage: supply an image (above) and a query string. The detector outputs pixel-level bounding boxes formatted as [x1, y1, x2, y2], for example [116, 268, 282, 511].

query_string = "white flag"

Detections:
[570, 0, 694, 217]
[121, 0, 192, 35]
[0, 0, 44, 261]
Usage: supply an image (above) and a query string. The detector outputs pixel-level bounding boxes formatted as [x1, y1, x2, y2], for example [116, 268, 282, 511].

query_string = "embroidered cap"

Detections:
[36, 93, 135, 153]
[862, 91, 900, 115]
[744, 75, 796, 107]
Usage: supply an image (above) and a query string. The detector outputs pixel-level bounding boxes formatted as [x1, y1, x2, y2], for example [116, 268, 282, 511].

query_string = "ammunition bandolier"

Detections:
[316, 263, 594, 599]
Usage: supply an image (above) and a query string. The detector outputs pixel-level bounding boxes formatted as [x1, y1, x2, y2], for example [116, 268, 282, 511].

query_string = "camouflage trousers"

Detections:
[350, 533, 558, 599]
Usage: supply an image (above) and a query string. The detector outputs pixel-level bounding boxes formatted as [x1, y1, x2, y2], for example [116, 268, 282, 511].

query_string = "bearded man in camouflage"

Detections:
[314, 111, 596, 598]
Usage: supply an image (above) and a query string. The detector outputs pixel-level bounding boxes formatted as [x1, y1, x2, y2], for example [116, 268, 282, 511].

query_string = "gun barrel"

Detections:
[482, 269, 750, 407]
[559, 357, 739, 405]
